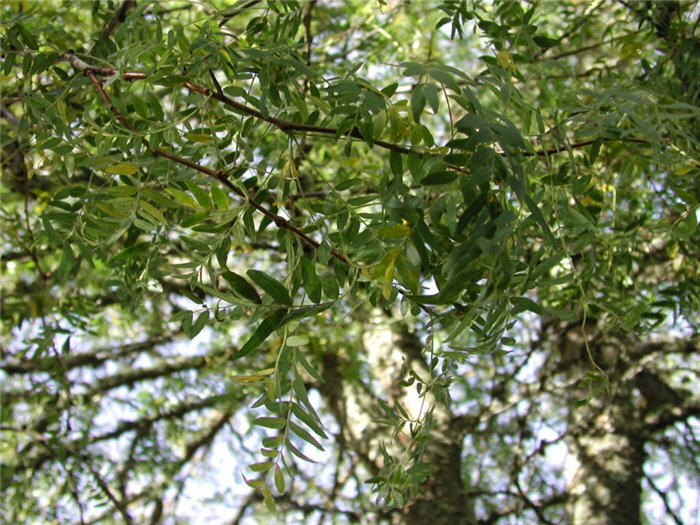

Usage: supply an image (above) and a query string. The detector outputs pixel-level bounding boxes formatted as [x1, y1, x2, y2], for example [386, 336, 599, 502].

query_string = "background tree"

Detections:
[1, 1, 699, 524]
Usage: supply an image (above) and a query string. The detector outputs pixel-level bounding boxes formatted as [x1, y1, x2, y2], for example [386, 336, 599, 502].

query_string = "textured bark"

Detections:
[562, 340, 643, 524]
[404, 436, 474, 525]
[557, 332, 700, 525]
[320, 311, 475, 524]
[568, 424, 646, 525]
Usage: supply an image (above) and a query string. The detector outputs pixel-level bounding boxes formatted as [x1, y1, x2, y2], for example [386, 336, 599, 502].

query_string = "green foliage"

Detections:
[1, 0, 699, 523]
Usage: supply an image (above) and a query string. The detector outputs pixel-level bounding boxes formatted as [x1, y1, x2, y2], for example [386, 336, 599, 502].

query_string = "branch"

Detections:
[218, 0, 262, 28]
[67, 57, 661, 162]
[61, 53, 441, 318]
[302, 0, 317, 67]
[0, 102, 20, 125]
[477, 492, 567, 525]
[546, 34, 632, 61]
[646, 400, 700, 433]
[180, 410, 231, 464]
[1, 335, 173, 374]
[64, 52, 352, 268]
[3, 348, 226, 404]
[644, 472, 684, 525]
[36, 440, 135, 524]
[6, 392, 236, 477]
[183, 81, 415, 155]
[513, 468, 557, 525]
[631, 337, 700, 361]
[228, 491, 257, 525]
[88, 351, 225, 393]
[102, 0, 137, 37]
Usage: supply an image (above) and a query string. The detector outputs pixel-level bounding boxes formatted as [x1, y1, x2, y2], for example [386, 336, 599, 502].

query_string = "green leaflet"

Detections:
[248, 270, 292, 305]
[222, 271, 262, 304]
[235, 309, 288, 359]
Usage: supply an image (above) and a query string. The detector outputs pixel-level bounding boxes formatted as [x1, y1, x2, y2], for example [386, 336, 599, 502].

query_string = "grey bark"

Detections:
[562, 334, 698, 525]
[321, 310, 476, 524]
[567, 388, 646, 525]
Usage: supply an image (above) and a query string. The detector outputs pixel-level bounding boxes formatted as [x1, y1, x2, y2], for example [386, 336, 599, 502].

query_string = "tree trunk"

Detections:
[404, 435, 474, 525]
[321, 310, 475, 524]
[565, 372, 646, 524]
[568, 425, 645, 525]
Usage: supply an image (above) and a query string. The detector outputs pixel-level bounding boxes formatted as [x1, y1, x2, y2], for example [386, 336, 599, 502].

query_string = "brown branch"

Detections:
[631, 337, 700, 361]
[0, 102, 20, 124]
[88, 351, 224, 393]
[277, 498, 362, 521]
[65, 55, 415, 156]
[65, 52, 352, 268]
[646, 400, 700, 433]
[218, 0, 262, 28]
[477, 492, 567, 525]
[64, 56, 438, 336]
[184, 80, 415, 155]
[526, 137, 653, 158]
[71, 58, 659, 162]
[3, 349, 226, 404]
[303, 1, 317, 67]
[180, 410, 232, 464]
[97, 393, 236, 445]
[117, 423, 150, 500]
[102, 0, 137, 37]
[85, 69, 139, 133]
[85, 457, 135, 525]
[0, 96, 23, 105]
[36, 440, 135, 524]
[228, 491, 257, 525]
[6, 393, 236, 478]
[59, 52, 661, 323]
[1, 335, 173, 374]
[644, 472, 684, 525]
[513, 466, 557, 525]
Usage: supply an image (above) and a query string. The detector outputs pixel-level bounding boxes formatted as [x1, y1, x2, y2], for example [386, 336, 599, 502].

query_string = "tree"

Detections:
[1, 0, 699, 523]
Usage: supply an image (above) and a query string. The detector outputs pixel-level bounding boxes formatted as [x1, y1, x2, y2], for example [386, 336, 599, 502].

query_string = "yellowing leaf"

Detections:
[105, 163, 138, 175]
[370, 248, 401, 299]
[675, 163, 697, 176]
[262, 485, 275, 511]
[286, 335, 308, 347]
[231, 375, 267, 382]
[274, 465, 285, 493]
[378, 223, 411, 240]
[165, 188, 199, 208]
[185, 132, 213, 143]
[139, 201, 168, 226]
[282, 159, 299, 179]
[497, 49, 515, 74]
[30, 299, 38, 318]
[96, 203, 129, 218]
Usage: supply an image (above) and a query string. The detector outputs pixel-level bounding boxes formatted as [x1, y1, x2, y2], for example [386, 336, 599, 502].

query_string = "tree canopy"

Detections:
[1, 1, 699, 524]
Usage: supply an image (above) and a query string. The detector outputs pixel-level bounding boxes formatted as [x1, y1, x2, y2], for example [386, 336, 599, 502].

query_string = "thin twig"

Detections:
[219, 0, 262, 28]
[644, 473, 684, 525]
[36, 440, 135, 524]
[66, 53, 353, 268]
[63, 56, 659, 163]
[102, 0, 137, 37]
